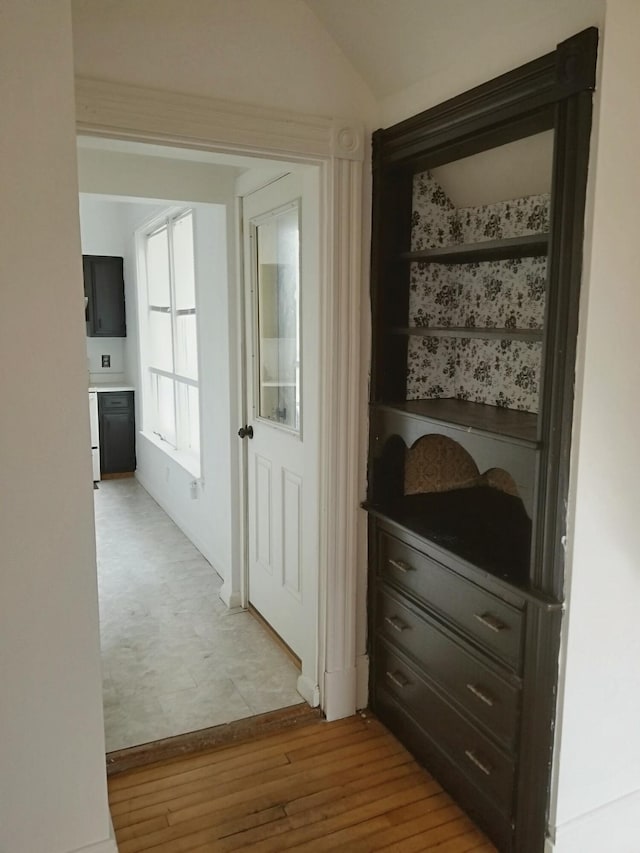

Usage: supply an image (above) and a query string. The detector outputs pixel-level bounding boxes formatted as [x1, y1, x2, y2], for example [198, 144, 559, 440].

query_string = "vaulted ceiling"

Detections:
[303, 0, 603, 101]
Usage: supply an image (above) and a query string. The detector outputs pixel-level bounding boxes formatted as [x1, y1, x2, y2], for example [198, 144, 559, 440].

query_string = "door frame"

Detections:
[75, 77, 366, 720]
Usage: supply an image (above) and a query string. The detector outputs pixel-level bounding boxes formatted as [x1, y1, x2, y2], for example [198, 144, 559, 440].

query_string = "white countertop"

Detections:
[88, 383, 135, 392]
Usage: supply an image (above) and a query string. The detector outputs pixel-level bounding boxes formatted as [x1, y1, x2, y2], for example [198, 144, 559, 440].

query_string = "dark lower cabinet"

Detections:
[98, 391, 136, 474]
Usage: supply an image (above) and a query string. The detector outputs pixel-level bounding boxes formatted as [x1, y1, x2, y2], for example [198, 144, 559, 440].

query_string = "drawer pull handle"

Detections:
[464, 749, 492, 776]
[386, 670, 409, 689]
[474, 612, 507, 633]
[384, 615, 408, 633]
[388, 558, 413, 573]
[466, 683, 495, 707]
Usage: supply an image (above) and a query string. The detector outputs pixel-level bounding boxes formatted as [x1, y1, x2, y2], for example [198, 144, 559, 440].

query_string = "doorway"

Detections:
[79, 141, 322, 752]
[76, 79, 365, 727]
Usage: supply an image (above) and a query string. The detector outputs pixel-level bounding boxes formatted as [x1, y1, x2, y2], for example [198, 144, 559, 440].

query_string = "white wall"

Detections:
[378, 0, 605, 126]
[549, 1, 640, 848]
[77, 145, 241, 597]
[71, 0, 377, 123]
[77, 147, 239, 204]
[133, 203, 235, 588]
[80, 195, 128, 381]
[0, 2, 115, 852]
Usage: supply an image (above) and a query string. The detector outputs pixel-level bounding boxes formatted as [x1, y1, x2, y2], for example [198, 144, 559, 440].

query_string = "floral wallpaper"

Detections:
[406, 171, 550, 413]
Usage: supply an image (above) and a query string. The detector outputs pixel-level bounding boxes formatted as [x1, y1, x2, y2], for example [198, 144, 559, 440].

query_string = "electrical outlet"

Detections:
[101, 354, 111, 368]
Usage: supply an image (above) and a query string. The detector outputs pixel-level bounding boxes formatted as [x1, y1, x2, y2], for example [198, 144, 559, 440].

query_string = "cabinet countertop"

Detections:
[89, 383, 135, 393]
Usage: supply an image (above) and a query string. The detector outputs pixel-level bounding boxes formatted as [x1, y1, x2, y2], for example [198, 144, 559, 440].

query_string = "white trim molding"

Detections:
[75, 77, 364, 162]
[546, 788, 640, 853]
[76, 77, 365, 722]
[319, 156, 364, 720]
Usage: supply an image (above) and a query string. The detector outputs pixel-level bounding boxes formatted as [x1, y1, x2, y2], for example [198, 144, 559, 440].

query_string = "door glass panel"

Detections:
[255, 203, 300, 431]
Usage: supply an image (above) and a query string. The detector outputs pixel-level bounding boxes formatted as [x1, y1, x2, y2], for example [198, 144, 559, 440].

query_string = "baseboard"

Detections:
[356, 653, 369, 710]
[297, 673, 320, 707]
[220, 580, 243, 610]
[547, 789, 640, 853]
[68, 820, 118, 853]
[323, 666, 357, 721]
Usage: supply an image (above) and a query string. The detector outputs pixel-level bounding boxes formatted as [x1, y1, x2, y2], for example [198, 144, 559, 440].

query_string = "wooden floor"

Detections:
[108, 713, 497, 852]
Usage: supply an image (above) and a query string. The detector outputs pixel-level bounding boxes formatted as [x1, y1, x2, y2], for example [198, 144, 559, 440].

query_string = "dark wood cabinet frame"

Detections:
[367, 28, 598, 852]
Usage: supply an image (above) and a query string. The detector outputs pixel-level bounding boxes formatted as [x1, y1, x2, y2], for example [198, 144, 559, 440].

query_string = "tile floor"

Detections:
[95, 478, 303, 752]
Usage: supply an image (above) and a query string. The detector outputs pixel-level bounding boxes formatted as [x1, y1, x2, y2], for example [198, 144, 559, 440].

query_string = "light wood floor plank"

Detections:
[204, 771, 432, 853]
[108, 715, 497, 853]
[343, 797, 457, 852]
[114, 728, 399, 831]
[376, 815, 478, 853]
[116, 751, 413, 853]
[115, 740, 408, 849]
[424, 828, 492, 853]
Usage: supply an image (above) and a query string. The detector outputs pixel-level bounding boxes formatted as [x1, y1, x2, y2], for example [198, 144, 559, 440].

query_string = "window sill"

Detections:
[140, 431, 201, 480]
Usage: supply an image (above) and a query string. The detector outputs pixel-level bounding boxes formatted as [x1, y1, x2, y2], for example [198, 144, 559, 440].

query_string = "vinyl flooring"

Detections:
[95, 478, 303, 753]
[108, 713, 497, 852]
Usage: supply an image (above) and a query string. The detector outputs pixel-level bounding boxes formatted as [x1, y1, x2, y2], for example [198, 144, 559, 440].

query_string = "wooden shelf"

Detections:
[375, 398, 539, 445]
[393, 326, 543, 342]
[400, 233, 549, 264]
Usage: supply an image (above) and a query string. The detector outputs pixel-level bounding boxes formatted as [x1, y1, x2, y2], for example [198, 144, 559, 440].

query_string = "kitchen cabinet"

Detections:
[83, 255, 126, 337]
[98, 391, 135, 474]
[366, 28, 597, 852]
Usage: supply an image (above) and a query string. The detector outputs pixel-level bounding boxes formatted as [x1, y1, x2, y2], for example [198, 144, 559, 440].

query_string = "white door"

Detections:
[242, 171, 319, 705]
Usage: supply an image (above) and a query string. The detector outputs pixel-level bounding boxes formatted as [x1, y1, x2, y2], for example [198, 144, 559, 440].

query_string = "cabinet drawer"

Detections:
[98, 391, 133, 411]
[377, 586, 520, 750]
[376, 641, 515, 815]
[379, 531, 523, 669]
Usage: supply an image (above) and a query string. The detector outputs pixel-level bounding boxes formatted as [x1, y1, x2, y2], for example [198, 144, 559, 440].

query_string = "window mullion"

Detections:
[167, 218, 180, 449]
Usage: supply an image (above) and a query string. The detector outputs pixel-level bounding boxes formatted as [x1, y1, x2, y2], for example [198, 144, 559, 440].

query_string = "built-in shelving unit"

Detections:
[366, 27, 597, 853]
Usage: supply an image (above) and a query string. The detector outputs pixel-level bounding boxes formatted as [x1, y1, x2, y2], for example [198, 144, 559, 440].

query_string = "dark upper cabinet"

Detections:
[98, 392, 136, 474]
[83, 255, 126, 337]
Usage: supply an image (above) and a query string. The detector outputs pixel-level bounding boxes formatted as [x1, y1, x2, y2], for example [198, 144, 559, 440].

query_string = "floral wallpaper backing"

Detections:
[406, 171, 550, 413]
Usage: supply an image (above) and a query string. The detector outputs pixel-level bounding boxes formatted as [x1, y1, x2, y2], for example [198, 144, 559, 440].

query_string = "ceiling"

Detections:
[303, 0, 602, 100]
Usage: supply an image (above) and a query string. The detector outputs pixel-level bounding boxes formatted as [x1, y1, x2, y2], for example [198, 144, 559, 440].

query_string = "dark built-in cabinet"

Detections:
[98, 392, 136, 475]
[83, 255, 126, 337]
[366, 29, 598, 852]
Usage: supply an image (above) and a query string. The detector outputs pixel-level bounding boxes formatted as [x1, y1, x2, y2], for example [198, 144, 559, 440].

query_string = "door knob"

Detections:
[238, 425, 254, 439]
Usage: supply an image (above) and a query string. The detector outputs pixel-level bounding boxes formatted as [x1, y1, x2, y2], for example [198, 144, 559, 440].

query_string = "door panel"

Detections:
[242, 172, 319, 702]
[255, 454, 273, 573]
[282, 469, 302, 599]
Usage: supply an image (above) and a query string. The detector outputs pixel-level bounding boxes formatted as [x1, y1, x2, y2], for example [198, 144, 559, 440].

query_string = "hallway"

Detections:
[96, 479, 303, 752]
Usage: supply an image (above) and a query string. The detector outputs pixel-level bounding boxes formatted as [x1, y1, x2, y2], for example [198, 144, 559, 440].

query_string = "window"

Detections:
[142, 210, 200, 464]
